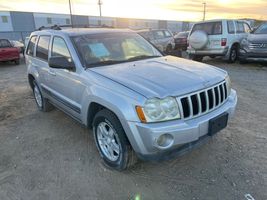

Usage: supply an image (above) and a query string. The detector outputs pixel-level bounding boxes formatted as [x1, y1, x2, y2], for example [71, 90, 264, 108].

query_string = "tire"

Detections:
[228, 46, 238, 63]
[93, 109, 137, 171]
[189, 31, 208, 50]
[165, 44, 173, 54]
[33, 80, 54, 112]
[190, 55, 203, 62]
[14, 59, 20, 65]
[209, 55, 216, 59]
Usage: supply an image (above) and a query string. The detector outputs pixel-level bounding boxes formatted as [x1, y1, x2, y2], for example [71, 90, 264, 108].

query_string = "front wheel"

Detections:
[93, 109, 137, 171]
[33, 80, 54, 112]
[228, 46, 238, 63]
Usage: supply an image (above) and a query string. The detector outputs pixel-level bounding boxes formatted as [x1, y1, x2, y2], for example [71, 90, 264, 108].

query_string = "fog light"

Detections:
[156, 134, 174, 148]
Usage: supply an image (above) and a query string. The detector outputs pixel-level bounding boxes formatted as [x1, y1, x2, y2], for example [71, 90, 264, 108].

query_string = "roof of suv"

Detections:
[194, 19, 246, 24]
[33, 28, 133, 37]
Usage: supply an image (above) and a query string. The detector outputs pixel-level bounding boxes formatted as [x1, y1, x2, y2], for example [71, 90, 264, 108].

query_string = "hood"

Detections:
[248, 34, 267, 43]
[90, 56, 226, 98]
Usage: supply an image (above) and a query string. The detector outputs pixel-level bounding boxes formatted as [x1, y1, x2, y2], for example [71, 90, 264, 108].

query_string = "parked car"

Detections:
[137, 29, 175, 53]
[0, 39, 20, 65]
[174, 31, 189, 51]
[239, 23, 267, 63]
[187, 19, 251, 62]
[26, 27, 237, 170]
[11, 40, 25, 54]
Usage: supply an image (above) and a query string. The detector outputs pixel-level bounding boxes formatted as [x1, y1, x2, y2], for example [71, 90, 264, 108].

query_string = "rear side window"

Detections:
[227, 21, 235, 34]
[164, 30, 172, 37]
[0, 39, 12, 48]
[236, 22, 245, 33]
[51, 37, 71, 58]
[192, 22, 222, 35]
[36, 36, 51, 61]
[26, 36, 37, 56]
[153, 31, 165, 39]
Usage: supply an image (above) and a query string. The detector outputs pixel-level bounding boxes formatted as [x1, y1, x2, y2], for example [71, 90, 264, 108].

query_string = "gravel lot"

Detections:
[0, 57, 266, 200]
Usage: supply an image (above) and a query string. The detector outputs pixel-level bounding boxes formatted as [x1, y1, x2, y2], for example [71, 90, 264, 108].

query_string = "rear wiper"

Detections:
[127, 55, 161, 62]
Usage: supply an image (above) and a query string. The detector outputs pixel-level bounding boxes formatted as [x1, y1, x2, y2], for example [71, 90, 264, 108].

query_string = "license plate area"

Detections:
[208, 113, 228, 136]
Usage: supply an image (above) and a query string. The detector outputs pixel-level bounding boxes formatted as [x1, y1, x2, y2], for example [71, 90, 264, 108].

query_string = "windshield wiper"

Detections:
[87, 59, 127, 67]
[127, 55, 161, 62]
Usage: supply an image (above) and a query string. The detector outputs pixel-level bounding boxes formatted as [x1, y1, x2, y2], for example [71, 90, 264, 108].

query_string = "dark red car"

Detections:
[0, 39, 20, 65]
[174, 31, 189, 51]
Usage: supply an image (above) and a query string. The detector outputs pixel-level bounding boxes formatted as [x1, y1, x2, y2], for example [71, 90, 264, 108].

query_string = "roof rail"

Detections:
[37, 24, 114, 31]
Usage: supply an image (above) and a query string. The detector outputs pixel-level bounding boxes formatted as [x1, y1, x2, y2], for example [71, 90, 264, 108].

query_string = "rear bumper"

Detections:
[125, 89, 237, 161]
[239, 48, 267, 62]
[187, 47, 229, 56]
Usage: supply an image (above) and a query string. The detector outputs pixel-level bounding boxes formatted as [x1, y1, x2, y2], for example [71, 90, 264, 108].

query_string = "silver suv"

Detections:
[187, 19, 251, 62]
[26, 27, 237, 170]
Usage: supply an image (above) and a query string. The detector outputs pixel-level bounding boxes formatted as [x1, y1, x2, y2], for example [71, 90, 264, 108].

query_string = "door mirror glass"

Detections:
[48, 56, 75, 70]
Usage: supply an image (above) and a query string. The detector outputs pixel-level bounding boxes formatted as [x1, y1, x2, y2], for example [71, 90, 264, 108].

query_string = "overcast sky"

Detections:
[0, 0, 266, 21]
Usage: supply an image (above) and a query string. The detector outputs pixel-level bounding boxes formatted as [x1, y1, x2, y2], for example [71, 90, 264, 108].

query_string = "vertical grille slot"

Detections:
[207, 89, 214, 109]
[223, 82, 227, 98]
[181, 97, 190, 118]
[190, 94, 199, 115]
[200, 92, 207, 112]
[214, 86, 219, 106]
[219, 84, 224, 102]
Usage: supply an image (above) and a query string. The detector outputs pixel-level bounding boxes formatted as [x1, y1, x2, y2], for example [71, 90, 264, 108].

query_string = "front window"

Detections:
[254, 23, 267, 34]
[72, 32, 162, 68]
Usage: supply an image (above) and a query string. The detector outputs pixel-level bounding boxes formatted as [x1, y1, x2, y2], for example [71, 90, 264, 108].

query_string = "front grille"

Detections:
[249, 43, 267, 50]
[178, 81, 228, 119]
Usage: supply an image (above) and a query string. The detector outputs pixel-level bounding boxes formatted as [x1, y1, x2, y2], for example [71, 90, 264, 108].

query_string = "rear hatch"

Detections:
[190, 21, 225, 49]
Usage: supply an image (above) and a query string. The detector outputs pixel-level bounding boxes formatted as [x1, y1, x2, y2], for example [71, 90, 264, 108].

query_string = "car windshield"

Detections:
[72, 32, 162, 68]
[254, 23, 267, 34]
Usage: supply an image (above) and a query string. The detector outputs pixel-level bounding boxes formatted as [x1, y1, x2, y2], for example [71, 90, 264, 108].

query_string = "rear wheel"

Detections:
[93, 109, 137, 171]
[190, 54, 203, 62]
[14, 59, 20, 65]
[228, 46, 238, 63]
[33, 80, 54, 112]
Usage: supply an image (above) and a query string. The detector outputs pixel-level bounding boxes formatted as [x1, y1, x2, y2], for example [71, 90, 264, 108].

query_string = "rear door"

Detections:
[0, 39, 18, 61]
[235, 21, 251, 42]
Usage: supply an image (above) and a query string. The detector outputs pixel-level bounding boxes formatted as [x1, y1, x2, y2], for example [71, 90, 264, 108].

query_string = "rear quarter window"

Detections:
[26, 36, 37, 56]
[227, 21, 235, 34]
[192, 22, 222, 35]
[36, 36, 51, 61]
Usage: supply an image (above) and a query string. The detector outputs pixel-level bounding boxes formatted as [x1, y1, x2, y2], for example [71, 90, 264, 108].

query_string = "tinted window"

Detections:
[254, 23, 267, 34]
[36, 36, 50, 61]
[0, 39, 12, 48]
[26, 36, 37, 56]
[192, 22, 222, 35]
[227, 21, 235, 34]
[153, 31, 165, 39]
[236, 22, 245, 33]
[164, 30, 172, 37]
[243, 23, 251, 33]
[51, 37, 71, 58]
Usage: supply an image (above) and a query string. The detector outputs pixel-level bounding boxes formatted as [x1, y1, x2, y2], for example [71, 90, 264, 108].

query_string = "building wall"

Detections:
[33, 13, 71, 28]
[0, 11, 13, 31]
[10, 12, 35, 31]
[72, 15, 89, 26]
[88, 16, 116, 27]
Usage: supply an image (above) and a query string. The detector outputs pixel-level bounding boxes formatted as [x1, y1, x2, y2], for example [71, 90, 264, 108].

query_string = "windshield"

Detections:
[254, 23, 267, 34]
[72, 32, 162, 68]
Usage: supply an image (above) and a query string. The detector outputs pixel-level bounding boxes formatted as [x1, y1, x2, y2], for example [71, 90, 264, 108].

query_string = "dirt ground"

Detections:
[0, 57, 266, 200]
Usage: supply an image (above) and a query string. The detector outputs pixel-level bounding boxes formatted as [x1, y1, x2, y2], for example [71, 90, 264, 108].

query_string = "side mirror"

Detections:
[48, 57, 75, 70]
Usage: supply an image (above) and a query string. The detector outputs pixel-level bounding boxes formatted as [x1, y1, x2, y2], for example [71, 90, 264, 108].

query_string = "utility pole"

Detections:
[98, 0, 103, 25]
[69, 0, 73, 27]
[202, 2, 206, 21]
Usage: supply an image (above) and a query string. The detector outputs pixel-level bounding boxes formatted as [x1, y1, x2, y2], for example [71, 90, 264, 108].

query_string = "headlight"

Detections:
[136, 97, 180, 123]
[241, 38, 249, 47]
[225, 75, 231, 96]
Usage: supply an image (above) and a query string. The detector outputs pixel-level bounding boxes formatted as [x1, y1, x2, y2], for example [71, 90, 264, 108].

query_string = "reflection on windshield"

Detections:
[72, 32, 162, 67]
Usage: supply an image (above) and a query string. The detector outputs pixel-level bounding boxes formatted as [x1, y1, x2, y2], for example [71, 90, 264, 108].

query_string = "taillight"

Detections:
[221, 38, 227, 46]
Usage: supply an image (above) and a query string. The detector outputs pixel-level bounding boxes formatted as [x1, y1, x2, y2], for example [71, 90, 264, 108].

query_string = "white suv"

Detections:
[187, 19, 251, 62]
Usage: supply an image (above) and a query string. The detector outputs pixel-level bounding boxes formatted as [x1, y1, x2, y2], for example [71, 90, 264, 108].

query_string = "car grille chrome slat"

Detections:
[178, 81, 228, 120]
[249, 43, 267, 50]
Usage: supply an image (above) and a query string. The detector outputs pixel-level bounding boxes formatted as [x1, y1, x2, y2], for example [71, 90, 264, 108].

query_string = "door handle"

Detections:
[48, 69, 56, 76]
